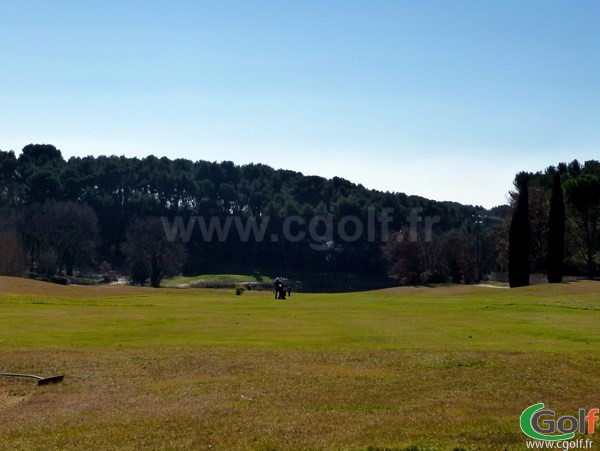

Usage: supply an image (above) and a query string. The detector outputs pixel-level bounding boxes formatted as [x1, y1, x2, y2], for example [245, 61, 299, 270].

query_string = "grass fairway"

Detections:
[1, 277, 600, 450]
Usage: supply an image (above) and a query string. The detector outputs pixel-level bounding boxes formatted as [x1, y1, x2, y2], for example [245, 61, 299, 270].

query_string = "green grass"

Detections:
[162, 273, 262, 287]
[1, 278, 600, 449]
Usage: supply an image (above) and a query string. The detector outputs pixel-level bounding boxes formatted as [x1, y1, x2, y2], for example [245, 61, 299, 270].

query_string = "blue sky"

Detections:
[1, 1, 599, 208]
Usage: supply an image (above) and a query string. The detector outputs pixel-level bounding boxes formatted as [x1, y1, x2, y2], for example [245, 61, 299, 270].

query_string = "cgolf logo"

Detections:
[520, 403, 599, 441]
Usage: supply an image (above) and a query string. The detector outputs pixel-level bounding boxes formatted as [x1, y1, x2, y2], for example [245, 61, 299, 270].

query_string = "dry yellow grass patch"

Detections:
[0, 391, 31, 412]
[1, 347, 598, 449]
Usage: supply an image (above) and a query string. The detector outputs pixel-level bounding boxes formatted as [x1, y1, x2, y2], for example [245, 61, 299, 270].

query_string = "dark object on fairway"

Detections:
[274, 278, 285, 299]
[0, 372, 64, 385]
[287, 287, 291, 297]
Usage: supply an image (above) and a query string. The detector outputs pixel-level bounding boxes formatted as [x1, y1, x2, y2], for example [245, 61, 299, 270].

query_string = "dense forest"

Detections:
[1, 144, 597, 288]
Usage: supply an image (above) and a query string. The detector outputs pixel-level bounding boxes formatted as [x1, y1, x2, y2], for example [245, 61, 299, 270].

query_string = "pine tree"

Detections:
[547, 173, 565, 283]
[509, 178, 530, 287]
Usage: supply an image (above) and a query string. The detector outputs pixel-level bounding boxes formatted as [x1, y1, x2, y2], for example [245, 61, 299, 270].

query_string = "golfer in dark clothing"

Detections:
[274, 279, 283, 299]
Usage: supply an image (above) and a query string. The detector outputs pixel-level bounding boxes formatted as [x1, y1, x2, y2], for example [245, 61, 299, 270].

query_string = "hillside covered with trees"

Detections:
[1, 144, 505, 287]
[2, 144, 597, 288]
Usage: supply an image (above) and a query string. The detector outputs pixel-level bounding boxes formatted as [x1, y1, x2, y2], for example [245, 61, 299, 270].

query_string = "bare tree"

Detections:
[52, 202, 98, 275]
[124, 217, 184, 288]
[384, 227, 447, 285]
[21, 201, 98, 275]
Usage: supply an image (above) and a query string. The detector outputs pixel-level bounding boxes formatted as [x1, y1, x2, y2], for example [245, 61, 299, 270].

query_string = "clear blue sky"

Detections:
[1, 1, 599, 208]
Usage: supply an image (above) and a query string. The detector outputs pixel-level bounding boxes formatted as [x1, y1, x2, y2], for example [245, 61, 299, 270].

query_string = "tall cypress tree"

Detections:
[509, 177, 530, 287]
[547, 173, 565, 283]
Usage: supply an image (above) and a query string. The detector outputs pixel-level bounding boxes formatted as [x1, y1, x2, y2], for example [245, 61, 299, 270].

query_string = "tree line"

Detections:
[2, 144, 595, 288]
[507, 160, 600, 287]
[0, 144, 497, 286]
